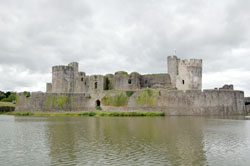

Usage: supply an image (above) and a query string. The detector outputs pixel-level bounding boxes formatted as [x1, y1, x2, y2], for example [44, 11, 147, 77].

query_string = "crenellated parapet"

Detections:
[47, 55, 202, 94]
[52, 65, 74, 72]
[179, 59, 202, 67]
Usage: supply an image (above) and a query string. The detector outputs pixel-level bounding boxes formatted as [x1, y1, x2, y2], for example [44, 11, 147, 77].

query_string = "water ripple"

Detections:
[1, 116, 250, 166]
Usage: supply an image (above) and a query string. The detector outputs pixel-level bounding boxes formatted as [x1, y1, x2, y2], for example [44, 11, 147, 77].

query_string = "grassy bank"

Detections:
[0, 102, 15, 107]
[3, 111, 165, 117]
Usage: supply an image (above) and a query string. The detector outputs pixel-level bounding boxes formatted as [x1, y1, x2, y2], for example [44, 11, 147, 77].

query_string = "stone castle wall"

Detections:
[22, 56, 248, 115]
[72, 72, 172, 93]
[16, 89, 245, 115]
[47, 56, 202, 93]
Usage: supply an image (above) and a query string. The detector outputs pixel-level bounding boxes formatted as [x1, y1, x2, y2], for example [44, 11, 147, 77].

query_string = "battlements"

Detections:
[179, 59, 202, 67]
[68, 62, 78, 66]
[68, 62, 79, 74]
[52, 62, 79, 73]
[78, 72, 86, 77]
[167, 56, 202, 91]
[167, 56, 179, 60]
[47, 55, 202, 93]
[52, 65, 74, 72]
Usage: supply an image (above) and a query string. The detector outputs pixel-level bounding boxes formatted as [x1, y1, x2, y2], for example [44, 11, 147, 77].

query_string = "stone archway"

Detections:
[96, 100, 101, 107]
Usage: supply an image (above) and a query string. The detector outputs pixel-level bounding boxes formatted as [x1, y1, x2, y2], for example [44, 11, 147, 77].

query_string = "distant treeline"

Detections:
[0, 91, 16, 102]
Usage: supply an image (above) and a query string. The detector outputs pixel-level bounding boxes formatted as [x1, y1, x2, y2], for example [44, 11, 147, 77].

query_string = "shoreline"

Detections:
[1, 111, 165, 117]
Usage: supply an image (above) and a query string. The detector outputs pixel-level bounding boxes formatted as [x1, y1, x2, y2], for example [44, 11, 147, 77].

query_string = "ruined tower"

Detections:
[46, 56, 202, 93]
[168, 56, 202, 90]
[51, 62, 79, 93]
[168, 56, 179, 85]
[68, 62, 79, 78]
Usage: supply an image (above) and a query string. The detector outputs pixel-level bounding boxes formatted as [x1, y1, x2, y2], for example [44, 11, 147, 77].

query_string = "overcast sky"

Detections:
[0, 0, 249, 95]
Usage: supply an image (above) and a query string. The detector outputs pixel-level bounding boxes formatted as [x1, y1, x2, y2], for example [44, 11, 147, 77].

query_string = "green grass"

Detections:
[0, 102, 16, 107]
[136, 89, 158, 106]
[4, 111, 165, 117]
[102, 93, 129, 107]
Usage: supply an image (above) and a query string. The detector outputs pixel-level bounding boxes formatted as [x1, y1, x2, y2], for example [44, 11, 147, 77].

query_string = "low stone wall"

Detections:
[16, 92, 94, 112]
[16, 89, 246, 115]
[0, 106, 15, 113]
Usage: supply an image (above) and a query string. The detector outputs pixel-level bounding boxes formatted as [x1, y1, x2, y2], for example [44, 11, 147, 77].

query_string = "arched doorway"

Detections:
[95, 100, 102, 110]
[96, 100, 101, 107]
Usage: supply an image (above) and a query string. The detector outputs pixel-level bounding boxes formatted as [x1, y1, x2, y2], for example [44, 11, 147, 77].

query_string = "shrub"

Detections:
[136, 89, 158, 106]
[89, 112, 96, 116]
[23, 91, 30, 98]
[5, 92, 11, 98]
[0, 94, 6, 101]
[8, 93, 16, 102]
[1, 93, 16, 102]
[56, 95, 68, 109]
[96, 106, 102, 110]
[1, 98, 11, 102]
[125, 91, 135, 97]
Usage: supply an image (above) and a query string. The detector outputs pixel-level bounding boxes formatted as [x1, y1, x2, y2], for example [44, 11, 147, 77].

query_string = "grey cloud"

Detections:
[0, 0, 249, 95]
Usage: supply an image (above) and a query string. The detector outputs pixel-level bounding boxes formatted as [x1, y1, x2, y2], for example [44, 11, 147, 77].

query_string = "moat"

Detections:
[1, 115, 250, 166]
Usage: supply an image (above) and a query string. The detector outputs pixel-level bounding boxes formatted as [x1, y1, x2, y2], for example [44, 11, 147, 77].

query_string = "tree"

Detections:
[0, 94, 6, 101]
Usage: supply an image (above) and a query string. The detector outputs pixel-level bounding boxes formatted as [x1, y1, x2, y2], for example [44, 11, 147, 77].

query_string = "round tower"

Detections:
[52, 65, 74, 93]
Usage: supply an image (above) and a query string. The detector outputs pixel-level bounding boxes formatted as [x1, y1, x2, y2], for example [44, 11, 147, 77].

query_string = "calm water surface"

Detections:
[0, 115, 250, 166]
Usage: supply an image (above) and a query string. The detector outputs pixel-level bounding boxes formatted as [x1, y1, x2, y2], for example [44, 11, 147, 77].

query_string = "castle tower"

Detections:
[52, 65, 74, 93]
[167, 56, 202, 90]
[167, 56, 180, 85]
[176, 59, 202, 90]
[68, 62, 79, 77]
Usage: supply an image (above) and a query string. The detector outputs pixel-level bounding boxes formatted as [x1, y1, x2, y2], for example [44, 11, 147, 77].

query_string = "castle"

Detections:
[16, 55, 246, 115]
[46, 56, 202, 93]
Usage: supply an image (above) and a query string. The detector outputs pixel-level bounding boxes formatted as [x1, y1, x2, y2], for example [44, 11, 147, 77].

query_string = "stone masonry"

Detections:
[47, 56, 201, 93]
[16, 55, 247, 115]
[168, 56, 202, 90]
